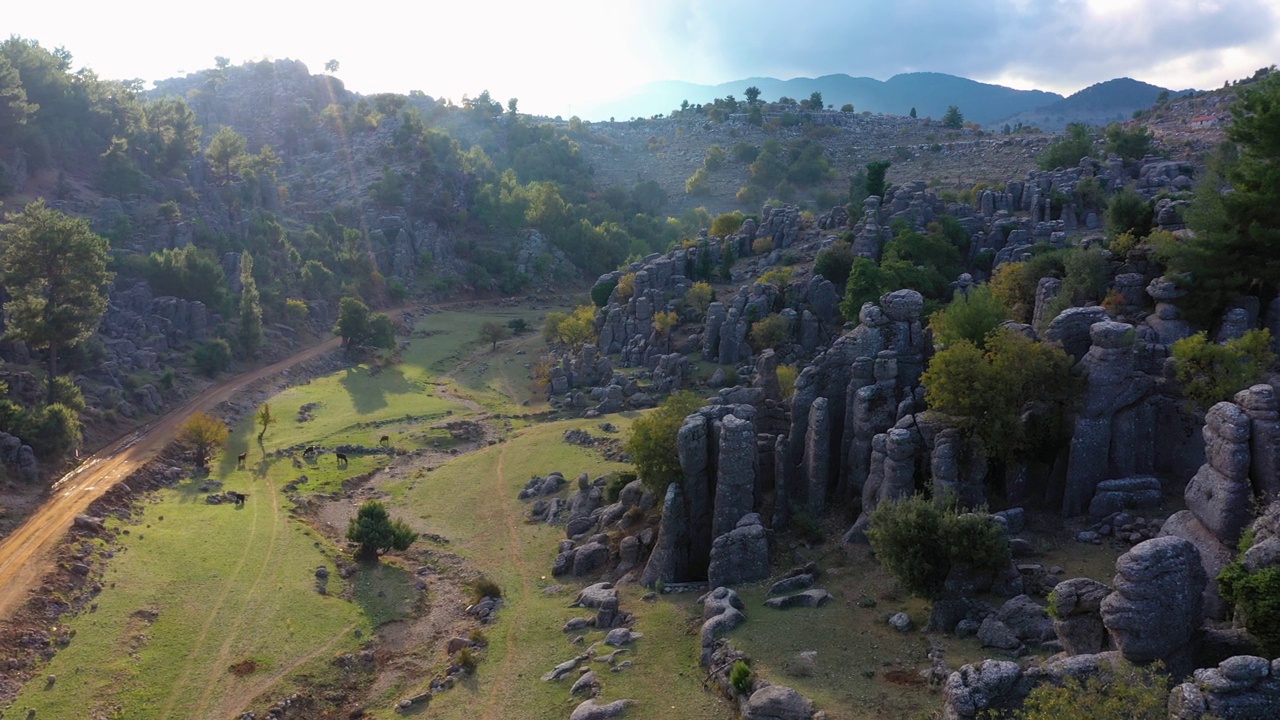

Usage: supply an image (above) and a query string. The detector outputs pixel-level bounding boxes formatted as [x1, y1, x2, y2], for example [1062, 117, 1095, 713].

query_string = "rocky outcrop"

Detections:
[1161, 400, 1263, 618]
[0, 431, 39, 483]
[1100, 536, 1205, 674]
[1169, 656, 1280, 720]
[707, 513, 769, 589]
[1062, 321, 1155, 516]
[1049, 577, 1111, 655]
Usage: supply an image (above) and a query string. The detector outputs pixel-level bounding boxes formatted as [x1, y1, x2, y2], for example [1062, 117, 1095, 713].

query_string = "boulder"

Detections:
[742, 684, 815, 720]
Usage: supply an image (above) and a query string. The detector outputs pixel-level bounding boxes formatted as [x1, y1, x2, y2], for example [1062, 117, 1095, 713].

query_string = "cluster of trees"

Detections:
[839, 217, 971, 318]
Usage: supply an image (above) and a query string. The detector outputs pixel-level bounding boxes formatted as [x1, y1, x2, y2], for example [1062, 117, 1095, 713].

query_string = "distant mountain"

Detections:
[994, 77, 1189, 131]
[578, 72, 1063, 126]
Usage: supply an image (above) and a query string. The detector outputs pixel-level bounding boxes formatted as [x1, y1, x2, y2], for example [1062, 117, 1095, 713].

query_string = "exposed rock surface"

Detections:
[1100, 536, 1205, 673]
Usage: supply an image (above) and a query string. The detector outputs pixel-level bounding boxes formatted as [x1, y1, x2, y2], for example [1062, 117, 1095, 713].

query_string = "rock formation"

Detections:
[1100, 536, 1205, 674]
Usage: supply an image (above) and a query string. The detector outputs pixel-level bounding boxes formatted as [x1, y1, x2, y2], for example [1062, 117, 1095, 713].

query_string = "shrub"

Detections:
[685, 282, 714, 317]
[685, 167, 710, 196]
[751, 237, 774, 254]
[590, 278, 618, 307]
[749, 313, 791, 351]
[731, 143, 759, 163]
[777, 365, 798, 400]
[867, 495, 1010, 600]
[507, 318, 528, 334]
[814, 241, 855, 287]
[27, 404, 82, 460]
[615, 273, 637, 302]
[346, 500, 418, 561]
[627, 391, 706, 493]
[730, 660, 753, 694]
[1106, 186, 1154, 237]
[178, 412, 228, 467]
[1015, 659, 1169, 720]
[193, 339, 233, 376]
[1104, 123, 1153, 162]
[710, 211, 746, 238]
[927, 285, 1009, 350]
[454, 646, 477, 672]
[1171, 329, 1276, 410]
[1039, 123, 1094, 170]
[704, 144, 727, 171]
[471, 577, 503, 601]
[1219, 561, 1280, 657]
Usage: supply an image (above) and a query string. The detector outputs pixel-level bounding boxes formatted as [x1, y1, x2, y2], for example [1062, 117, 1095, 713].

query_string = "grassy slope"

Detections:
[376, 415, 730, 720]
[8, 306, 731, 720]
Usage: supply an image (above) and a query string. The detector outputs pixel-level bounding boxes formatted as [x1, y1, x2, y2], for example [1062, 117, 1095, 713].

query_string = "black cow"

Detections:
[236, 452, 247, 467]
[336, 451, 348, 465]
[230, 491, 248, 505]
[379, 435, 390, 446]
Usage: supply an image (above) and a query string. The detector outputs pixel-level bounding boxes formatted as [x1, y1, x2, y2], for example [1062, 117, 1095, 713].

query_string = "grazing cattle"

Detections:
[379, 435, 390, 446]
[237, 452, 247, 467]
[231, 491, 248, 505]
[303, 445, 320, 457]
[336, 451, 348, 465]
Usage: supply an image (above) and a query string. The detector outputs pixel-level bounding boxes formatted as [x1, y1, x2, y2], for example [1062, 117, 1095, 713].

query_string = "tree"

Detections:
[1105, 185, 1154, 237]
[346, 500, 417, 561]
[928, 285, 1009, 350]
[205, 125, 246, 181]
[840, 103, 854, 113]
[506, 97, 518, 115]
[0, 200, 112, 405]
[178, 412, 228, 467]
[685, 282, 714, 317]
[367, 313, 396, 350]
[1171, 330, 1275, 410]
[626, 391, 706, 493]
[479, 321, 510, 350]
[1104, 122, 1152, 161]
[942, 105, 964, 129]
[1039, 123, 1094, 170]
[334, 296, 371, 348]
[909, 107, 917, 119]
[324, 59, 339, 74]
[238, 251, 263, 356]
[749, 313, 790, 351]
[193, 338, 232, 376]
[814, 242, 855, 287]
[804, 91, 824, 111]
[744, 86, 761, 105]
[867, 494, 1010, 600]
[921, 328, 1076, 463]
[865, 160, 891, 199]
[256, 402, 276, 442]
[1163, 73, 1280, 311]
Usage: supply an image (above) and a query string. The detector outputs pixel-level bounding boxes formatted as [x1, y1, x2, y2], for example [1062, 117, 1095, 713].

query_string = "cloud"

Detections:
[633, 0, 1280, 92]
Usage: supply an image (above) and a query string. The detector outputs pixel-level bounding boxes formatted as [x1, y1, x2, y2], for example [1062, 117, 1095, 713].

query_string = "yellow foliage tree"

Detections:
[178, 412, 229, 467]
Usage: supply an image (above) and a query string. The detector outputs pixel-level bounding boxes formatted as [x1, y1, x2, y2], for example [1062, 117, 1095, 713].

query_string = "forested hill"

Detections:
[579, 71, 1065, 124]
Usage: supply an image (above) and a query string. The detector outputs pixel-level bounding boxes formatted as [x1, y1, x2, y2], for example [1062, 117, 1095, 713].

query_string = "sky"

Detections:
[5, 0, 1279, 117]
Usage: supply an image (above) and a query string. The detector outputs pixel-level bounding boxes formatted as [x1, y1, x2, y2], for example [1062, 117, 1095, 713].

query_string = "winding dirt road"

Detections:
[0, 334, 346, 622]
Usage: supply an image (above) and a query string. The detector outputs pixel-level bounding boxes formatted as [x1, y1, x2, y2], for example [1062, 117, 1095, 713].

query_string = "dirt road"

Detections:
[0, 335, 345, 622]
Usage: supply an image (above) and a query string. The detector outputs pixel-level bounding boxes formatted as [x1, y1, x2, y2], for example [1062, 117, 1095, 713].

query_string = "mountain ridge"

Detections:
[578, 71, 1184, 128]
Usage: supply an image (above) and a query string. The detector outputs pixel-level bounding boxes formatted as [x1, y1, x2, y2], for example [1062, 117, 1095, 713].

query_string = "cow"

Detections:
[230, 491, 248, 505]
[379, 435, 390, 446]
[237, 452, 247, 468]
[336, 451, 348, 466]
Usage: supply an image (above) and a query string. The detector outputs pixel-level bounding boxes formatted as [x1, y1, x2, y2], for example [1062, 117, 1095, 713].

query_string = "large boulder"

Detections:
[1100, 536, 1205, 671]
[707, 514, 769, 589]
[742, 684, 815, 720]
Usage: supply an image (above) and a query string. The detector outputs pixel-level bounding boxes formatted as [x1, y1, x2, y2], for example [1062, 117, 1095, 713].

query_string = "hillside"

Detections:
[580, 72, 1063, 125]
[994, 77, 1186, 131]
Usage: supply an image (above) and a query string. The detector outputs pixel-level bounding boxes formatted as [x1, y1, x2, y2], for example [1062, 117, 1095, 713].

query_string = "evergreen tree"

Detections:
[942, 105, 964, 129]
[0, 200, 112, 404]
[238, 251, 263, 356]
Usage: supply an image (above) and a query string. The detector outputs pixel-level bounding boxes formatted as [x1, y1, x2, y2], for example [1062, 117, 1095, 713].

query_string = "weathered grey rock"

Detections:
[1044, 306, 1109, 361]
[996, 595, 1054, 645]
[1051, 577, 1111, 655]
[1185, 402, 1253, 547]
[977, 617, 1022, 651]
[1031, 277, 1062, 330]
[569, 670, 598, 696]
[701, 607, 746, 647]
[712, 413, 757, 540]
[763, 589, 832, 610]
[742, 684, 814, 720]
[768, 574, 815, 595]
[1169, 655, 1280, 720]
[1100, 536, 1205, 669]
[604, 627, 642, 646]
[569, 698, 634, 720]
[707, 515, 769, 589]
[639, 484, 687, 587]
[1236, 385, 1280, 501]
[573, 583, 618, 609]
[702, 586, 745, 620]
[889, 612, 914, 632]
[941, 659, 1030, 720]
[1158, 510, 1234, 619]
[803, 397, 831, 517]
[932, 427, 988, 509]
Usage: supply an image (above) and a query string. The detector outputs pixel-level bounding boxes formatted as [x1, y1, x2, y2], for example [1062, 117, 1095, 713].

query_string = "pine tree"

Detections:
[238, 251, 263, 356]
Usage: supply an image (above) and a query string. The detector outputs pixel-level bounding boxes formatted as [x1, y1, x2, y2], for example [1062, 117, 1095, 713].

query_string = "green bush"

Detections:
[814, 242, 855, 287]
[605, 471, 637, 503]
[1172, 329, 1276, 411]
[1015, 659, 1169, 720]
[867, 495, 1010, 600]
[1039, 123, 1094, 170]
[471, 576, 503, 601]
[710, 211, 746, 238]
[927, 285, 1009, 350]
[749, 313, 791, 352]
[193, 339, 233, 376]
[627, 391, 706, 493]
[1219, 561, 1280, 657]
[729, 660, 752, 694]
[590, 278, 618, 307]
[26, 403, 82, 460]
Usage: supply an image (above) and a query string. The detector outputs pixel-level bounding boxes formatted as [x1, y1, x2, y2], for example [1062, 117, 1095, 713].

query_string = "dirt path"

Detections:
[0, 335, 344, 623]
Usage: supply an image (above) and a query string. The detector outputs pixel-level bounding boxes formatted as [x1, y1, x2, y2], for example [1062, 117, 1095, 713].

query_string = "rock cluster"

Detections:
[544, 474, 657, 581]
[1170, 655, 1280, 720]
[0, 431, 38, 483]
[1161, 390, 1279, 618]
[1099, 536, 1205, 674]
